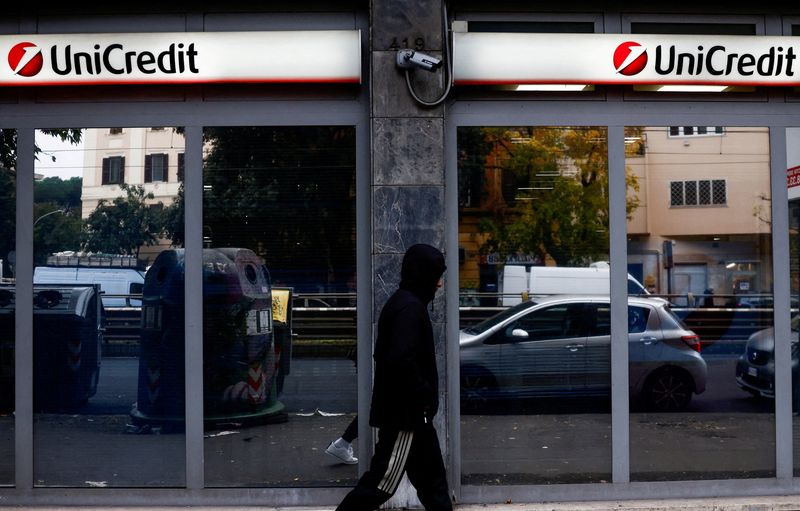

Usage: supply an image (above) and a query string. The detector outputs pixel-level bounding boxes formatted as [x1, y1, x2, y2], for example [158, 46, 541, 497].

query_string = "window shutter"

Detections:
[102, 157, 110, 185]
[178, 153, 185, 182]
[120, 156, 125, 184]
[144, 154, 153, 183]
[163, 153, 169, 182]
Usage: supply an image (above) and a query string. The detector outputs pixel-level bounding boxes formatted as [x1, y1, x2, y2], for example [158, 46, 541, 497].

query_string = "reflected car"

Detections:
[460, 295, 708, 412]
[734, 316, 799, 399]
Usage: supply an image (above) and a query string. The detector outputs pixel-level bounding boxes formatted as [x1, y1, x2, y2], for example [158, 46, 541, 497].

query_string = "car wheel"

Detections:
[643, 367, 693, 412]
[460, 366, 496, 412]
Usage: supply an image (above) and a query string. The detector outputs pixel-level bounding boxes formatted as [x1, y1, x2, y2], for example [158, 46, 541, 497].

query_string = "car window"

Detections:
[465, 300, 537, 335]
[628, 306, 650, 333]
[500, 303, 586, 342]
[586, 304, 650, 336]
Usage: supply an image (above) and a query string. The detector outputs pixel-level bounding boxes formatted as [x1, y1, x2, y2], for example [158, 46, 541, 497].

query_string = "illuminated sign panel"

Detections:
[1, 31, 361, 86]
[454, 32, 800, 86]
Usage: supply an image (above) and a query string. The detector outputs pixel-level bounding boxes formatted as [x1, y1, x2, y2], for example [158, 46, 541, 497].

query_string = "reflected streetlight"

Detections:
[34, 208, 66, 226]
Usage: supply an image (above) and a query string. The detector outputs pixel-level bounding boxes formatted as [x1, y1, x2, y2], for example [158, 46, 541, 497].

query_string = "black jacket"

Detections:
[369, 244, 446, 430]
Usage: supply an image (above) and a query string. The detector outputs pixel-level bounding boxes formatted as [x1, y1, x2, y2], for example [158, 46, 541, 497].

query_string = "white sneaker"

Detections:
[326, 440, 358, 464]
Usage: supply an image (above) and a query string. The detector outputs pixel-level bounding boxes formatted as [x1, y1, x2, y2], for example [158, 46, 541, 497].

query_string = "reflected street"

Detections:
[7, 350, 779, 487]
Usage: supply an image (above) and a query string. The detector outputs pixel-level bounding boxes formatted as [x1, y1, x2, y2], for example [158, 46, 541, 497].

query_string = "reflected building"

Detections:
[627, 127, 772, 305]
[80, 127, 185, 264]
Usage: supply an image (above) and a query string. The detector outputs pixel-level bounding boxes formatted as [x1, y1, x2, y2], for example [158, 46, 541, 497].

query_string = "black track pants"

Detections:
[336, 423, 452, 511]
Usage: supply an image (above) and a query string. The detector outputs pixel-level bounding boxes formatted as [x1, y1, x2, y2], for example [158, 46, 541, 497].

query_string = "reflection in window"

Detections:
[202, 126, 357, 487]
[787, 128, 800, 475]
[628, 126, 774, 481]
[0, 129, 15, 485]
[145, 153, 168, 183]
[670, 179, 727, 206]
[668, 126, 725, 137]
[458, 126, 613, 485]
[32, 127, 186, 487]
[101, 156, 125, 185]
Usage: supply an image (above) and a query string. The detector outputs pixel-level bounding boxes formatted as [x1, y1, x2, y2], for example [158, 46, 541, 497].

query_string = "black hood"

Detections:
[399, 244, 446, 304]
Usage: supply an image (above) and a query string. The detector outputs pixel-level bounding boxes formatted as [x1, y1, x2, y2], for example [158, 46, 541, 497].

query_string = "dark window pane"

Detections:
[458, 126, 611, 485]
[712, 180, 727, 204]
[699, 180, 712, 205]
[202, 126, 357, 488]
[630, 22, 757, 35]
[628, 126, 773, 482]
[33, 128, 185, 487]
[684, 181, 698, 205]
[670, 181, 684, 206]
[0, 129, 15, 485]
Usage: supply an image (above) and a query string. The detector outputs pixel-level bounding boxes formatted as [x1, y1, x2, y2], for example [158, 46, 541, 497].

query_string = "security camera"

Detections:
[396, 49, 443, 72]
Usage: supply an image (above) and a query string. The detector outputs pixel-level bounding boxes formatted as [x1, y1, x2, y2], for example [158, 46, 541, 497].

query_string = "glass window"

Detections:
[0, 129, 15, 486]
[458, 126, 611, 485]
[202, 126, 357, 487]
[627, 126, 774, 481]
[101, 156, 124, 185]
[670, 180, 727, 207]
[786, 128, 800, 474]
[145, 153, 168, 183]
[685, 181, 698, 205]
[33, 127, 186, 487]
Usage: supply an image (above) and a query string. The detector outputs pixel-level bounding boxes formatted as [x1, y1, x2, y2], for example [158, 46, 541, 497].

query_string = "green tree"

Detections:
[0, 128, 82, 277]
[166, 126, 356, 291]
[161, 181, 184, 247]
[82, 183, 162, 258]
[35, 176, 82, 210]
[469, 127, 640, 267]
[33, 203, 82, 265]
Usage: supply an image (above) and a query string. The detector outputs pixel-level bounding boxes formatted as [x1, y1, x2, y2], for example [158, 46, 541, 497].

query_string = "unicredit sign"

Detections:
[1, 31, 361, 86]
[454, 32, 800, 86]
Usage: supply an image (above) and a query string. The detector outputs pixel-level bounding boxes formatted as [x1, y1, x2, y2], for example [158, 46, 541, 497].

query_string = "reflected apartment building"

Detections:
[627, 127, 773, 305]
[79, 127, 185, 263]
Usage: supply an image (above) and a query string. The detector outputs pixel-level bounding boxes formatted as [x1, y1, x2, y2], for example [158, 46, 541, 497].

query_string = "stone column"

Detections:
[370, 0, 449, 507]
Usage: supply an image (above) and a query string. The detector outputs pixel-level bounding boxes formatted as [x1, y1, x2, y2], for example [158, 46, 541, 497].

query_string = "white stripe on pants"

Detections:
[377, 430, 413, 494]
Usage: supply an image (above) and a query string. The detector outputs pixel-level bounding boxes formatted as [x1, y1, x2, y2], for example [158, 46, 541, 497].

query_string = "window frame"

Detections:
[144, 153, 169, 183]
[101, 155, 125, 185]
[669, 179, 728, 207]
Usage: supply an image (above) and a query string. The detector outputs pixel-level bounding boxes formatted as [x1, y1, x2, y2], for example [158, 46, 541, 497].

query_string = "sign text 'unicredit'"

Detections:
[50, 43, 199, 76]
[0, 31, 361, 86]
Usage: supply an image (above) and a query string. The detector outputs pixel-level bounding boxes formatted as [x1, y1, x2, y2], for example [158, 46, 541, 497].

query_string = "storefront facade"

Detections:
[3, 1, 800, 507]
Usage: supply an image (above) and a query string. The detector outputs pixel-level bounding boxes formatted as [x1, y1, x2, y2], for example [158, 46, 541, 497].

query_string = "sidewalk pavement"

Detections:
[5, 497, 800, 511]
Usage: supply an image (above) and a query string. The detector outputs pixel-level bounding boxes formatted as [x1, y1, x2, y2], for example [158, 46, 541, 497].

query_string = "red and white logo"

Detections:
[613, 41, 648, 76]
[8, 42, 43, 77]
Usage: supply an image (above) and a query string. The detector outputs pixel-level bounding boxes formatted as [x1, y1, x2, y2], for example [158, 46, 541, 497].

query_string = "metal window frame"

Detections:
[446, 96, 795, 504]
[3, 93, 370, 510]
[1, 9, 370, 507]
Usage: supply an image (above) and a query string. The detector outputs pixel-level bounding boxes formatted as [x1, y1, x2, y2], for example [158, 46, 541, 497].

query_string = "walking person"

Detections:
[336, 243, 452, 511]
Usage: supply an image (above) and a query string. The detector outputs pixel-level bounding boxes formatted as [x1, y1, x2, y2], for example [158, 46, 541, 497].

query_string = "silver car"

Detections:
[460, 295, 707, 412]
[735, 316, 799, 399]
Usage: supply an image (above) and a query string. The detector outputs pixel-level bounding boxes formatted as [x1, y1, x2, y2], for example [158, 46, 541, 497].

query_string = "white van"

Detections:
[33, 266, 145, 308]
[500, 263, 648, 306]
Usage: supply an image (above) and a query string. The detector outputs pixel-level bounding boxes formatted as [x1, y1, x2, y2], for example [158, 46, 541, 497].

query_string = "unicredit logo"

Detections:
[614, 41, 648, 76]
[8, 42, 43, 77]
[7, 40, 200, 78]
[612, 40, 800, 79]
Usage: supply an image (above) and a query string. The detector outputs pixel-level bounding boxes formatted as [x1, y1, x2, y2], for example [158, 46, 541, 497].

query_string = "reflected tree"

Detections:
[82, 183, 162, 259]
[0, 128, 82, 277]
[197, 127, 356, 292]
[461, 127, 640, 267]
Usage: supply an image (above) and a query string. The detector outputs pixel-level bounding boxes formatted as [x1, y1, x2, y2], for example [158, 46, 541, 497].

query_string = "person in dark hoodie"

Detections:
[336, 243, 452, 511]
